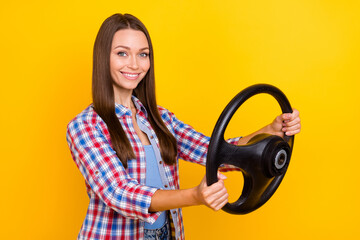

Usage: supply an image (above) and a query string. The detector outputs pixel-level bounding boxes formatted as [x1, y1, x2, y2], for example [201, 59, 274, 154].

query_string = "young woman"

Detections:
[66, 13, 301, 240]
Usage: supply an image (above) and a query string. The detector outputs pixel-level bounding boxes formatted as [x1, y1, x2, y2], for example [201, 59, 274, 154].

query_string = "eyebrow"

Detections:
[114, 45, 149, 51]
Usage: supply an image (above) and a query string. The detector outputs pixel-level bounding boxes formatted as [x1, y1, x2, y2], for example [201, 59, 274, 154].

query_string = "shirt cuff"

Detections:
[141, 187, 162, 224]
[226, 136, 242, 145]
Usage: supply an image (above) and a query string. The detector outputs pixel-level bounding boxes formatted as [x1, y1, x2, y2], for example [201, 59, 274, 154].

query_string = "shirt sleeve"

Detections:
[66, 117, 160, 224]
[161, 108, 241, 166]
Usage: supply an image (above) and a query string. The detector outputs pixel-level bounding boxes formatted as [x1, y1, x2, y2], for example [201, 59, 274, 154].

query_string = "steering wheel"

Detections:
[206, 84, 294, 214]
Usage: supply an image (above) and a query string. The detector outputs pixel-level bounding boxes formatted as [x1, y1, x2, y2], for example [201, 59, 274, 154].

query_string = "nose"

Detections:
[128, 55, 139, 69]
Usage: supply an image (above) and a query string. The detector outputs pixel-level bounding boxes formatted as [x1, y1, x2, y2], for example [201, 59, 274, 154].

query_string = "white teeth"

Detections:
[123, 73, 139, 77]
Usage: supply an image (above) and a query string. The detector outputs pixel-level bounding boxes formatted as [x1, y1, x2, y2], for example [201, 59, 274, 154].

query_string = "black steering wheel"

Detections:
[206, 84, 294, 214]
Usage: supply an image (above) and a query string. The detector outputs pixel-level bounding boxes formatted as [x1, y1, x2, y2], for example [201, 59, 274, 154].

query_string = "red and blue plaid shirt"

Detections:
[66, 96, 239, 240]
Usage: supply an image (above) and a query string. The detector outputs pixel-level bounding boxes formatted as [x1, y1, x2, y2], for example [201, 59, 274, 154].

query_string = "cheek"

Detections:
[109, 60, 120, 81]
[143, 60, 150, 72]
[109, 58, 117, 73]
[110, 55, 125, 71]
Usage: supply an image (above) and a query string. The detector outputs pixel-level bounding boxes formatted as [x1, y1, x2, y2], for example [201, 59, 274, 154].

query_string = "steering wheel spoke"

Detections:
[219, 143, 261, 169]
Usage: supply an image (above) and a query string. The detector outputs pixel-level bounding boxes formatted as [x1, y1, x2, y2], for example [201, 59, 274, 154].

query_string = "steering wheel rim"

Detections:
[206, 84, 294, 214]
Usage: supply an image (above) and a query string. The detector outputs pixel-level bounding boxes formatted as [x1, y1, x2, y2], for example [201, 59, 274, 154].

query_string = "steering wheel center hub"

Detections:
[275, 149, 287, 169]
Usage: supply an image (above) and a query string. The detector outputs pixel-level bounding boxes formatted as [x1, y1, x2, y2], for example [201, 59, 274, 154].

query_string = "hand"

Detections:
[270, 108, 301, 137]
[195, 173, 229, 211]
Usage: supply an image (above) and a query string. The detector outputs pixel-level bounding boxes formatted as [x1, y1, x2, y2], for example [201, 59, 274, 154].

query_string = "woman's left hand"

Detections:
[270, 108, 301, 137]
[237, 108, 301, 145]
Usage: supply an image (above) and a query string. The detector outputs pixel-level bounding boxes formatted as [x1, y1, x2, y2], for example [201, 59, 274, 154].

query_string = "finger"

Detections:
[280, 113, 292, 121]
[217, 172, 227, 180]
[283, 123, 301, 132]
[203, 180, 227, 200]
[292, 108, 300, 117]
[206, 189, 228, 205]
[285, 126, 301, 136]
[283, 117, 301, 127]
[206, 188, 229, 210]
[209, 180, 227, 194]
[288, 109, 300, 122]
[282, 109, 299, 122]
[202, 180, 225, 197]
[285, 129, 301, 136]
[212, 194, 229, 211]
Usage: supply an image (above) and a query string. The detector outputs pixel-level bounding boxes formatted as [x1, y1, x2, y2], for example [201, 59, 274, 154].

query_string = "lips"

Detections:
[121, 71, 141, 80]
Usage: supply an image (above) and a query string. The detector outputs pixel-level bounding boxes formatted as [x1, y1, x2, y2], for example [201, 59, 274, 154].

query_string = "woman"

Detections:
[66, 13, 301, 240]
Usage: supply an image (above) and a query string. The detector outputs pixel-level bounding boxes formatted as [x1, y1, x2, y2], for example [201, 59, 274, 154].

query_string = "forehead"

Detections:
[111, 29, 149, 49]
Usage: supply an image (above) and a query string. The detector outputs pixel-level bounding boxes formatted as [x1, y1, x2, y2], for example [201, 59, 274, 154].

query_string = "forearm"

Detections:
[237, 109, 301, 145]
[149, 174, 228, 212]
[237, 124, 276, 145]
[149, 188, 200, 212]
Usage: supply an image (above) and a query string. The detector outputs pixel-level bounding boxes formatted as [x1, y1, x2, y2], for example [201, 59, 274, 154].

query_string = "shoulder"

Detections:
[157, 105, 185, 130]
[157, 105, 175, 122]
[157, 105, 171, 115]
[67, 104, 102, 134]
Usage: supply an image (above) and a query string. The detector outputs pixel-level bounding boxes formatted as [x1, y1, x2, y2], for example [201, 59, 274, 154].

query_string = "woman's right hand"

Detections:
[195, 173, 229, 211]
[149, 173, 229, 212]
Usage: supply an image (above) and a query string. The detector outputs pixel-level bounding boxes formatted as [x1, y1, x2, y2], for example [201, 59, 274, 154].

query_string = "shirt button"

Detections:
[150, 136, 154, 139]
[172, 210, 176, 214]
[164, 185, 168, 188]
[159, 161, 163, 164]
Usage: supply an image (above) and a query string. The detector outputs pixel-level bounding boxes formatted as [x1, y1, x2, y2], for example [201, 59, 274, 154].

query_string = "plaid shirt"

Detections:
[66, 96, 239, 240]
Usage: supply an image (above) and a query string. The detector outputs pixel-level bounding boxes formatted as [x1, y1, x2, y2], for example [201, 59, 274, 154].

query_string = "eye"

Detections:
[117, 51, 127, 57]
[139, 52, 149, 58]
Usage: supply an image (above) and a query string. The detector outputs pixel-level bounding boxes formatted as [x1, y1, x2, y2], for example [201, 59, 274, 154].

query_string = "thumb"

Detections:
[217, 172, 227, 180]
[275, 114, 286, 123]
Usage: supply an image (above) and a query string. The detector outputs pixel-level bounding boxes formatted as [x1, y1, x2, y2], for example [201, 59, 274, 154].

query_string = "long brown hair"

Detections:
[92, 13, 177, 168]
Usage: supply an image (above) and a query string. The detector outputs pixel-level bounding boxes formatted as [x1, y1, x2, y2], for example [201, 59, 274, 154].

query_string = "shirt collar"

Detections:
[114, 95, 148, 118]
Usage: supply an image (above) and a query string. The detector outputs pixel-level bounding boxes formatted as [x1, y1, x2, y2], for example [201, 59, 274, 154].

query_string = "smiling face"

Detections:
[110, 29, 150, 102]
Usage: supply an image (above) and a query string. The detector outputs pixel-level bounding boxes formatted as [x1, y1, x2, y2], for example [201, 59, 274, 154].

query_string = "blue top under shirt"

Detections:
[144, 145, 167, 229]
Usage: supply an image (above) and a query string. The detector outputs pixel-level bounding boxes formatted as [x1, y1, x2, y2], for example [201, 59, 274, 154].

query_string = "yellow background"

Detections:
[1, 0, 359, 239]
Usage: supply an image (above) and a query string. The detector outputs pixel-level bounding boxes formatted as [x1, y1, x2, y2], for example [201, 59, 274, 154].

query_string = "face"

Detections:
[110, 29, 150, 100]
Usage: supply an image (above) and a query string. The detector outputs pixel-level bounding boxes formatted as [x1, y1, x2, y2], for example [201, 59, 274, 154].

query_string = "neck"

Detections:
[114, 88, 134, 109]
